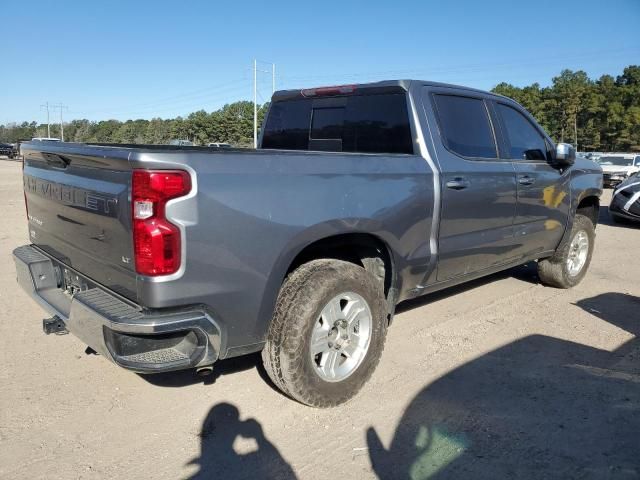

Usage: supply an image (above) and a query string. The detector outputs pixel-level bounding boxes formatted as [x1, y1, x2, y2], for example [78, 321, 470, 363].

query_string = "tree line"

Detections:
[0, 101, 269, 147]
[1, 66, 639, 151]
[492, 65, 639, 151]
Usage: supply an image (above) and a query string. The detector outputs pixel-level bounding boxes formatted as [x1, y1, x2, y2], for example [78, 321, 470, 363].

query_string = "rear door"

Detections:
[423, 88, 518, 281]
[493, 101, 570, 258]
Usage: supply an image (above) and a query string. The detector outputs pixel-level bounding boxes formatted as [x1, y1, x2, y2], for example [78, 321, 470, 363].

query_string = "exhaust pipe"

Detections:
[196, 366, 214, 377]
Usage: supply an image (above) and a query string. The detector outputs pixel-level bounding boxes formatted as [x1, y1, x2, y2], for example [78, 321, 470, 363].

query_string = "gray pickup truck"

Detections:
[13, 80, 602, 407]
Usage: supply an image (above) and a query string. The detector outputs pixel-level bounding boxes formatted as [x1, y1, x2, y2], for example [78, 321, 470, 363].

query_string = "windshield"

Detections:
[598, 156, 633, 166]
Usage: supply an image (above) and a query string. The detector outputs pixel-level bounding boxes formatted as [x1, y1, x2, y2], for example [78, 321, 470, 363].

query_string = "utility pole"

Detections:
[53, 103, 68, 141]
[252, 59, 276, 149]
[253, 59, 258, 149]
[40, 102, 51, 138]
[574, 108, 578, 151]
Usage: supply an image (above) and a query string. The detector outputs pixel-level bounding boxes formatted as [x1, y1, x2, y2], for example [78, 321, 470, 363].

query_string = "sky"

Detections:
[1, 0, 639, 124]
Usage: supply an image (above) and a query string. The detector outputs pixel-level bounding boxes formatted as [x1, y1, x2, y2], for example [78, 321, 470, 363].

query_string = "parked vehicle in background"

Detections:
[609, 172, 640, 223]
[207, 142, 232, 148]
[14, 80, 602, 407]
[598, 153, 640, 187]
[31, 137, 61, 142]
[585, 152, 604, 162]
[169, 139, 194, 146]
[0, 142, 14, 158]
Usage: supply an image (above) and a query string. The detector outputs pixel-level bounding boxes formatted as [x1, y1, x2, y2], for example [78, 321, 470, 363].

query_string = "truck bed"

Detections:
[20, 139, 434, 355]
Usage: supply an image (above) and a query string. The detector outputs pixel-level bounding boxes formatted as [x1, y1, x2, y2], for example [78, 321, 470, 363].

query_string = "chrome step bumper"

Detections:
[13, 245, 221, 373]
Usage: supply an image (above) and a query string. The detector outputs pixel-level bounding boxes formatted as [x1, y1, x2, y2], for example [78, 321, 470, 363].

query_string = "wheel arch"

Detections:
[553, 179, 602, 257]
[285, 232, 396, 303]
[254, 227, 400, 348]
[576, 194, 600, 228]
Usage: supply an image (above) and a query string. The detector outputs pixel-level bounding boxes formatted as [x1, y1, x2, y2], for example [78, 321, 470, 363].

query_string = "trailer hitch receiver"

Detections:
[43, 316, 68, 335]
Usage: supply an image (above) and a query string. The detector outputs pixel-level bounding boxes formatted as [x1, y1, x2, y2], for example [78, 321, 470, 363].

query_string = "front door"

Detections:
[493, 101, 570, 258]
[423, 89, 518, 282]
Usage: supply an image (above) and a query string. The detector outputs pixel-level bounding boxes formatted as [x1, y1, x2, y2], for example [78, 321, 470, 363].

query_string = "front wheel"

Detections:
[537, 214, 595, 288]
[262, 259, 388, 407]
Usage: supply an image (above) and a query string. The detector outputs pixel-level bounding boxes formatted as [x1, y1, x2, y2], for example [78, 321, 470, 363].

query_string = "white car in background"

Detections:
[598, 153, 640, 188]
[169, 139, 194, 146]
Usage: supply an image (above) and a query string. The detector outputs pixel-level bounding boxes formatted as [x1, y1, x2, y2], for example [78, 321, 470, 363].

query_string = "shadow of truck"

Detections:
[367, 293, 640, 479]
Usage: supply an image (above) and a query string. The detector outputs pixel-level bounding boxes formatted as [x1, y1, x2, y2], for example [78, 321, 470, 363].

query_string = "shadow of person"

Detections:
[188, 402, 297, 479]
[367, 293, 639, 479]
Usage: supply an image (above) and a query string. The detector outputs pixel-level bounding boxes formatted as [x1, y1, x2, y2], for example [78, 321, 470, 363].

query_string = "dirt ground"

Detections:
[0, 159, 638, 479]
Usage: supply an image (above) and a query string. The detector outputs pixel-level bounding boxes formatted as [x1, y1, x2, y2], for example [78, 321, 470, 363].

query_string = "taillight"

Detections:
[132, 170, 191, 276]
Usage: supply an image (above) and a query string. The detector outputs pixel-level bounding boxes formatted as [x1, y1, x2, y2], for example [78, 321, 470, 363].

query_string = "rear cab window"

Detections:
[431, 94, 497, 159]
[261, 92, 414, 154]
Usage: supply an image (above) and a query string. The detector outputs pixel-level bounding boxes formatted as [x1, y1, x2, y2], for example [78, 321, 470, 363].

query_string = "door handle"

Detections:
[445, 177, 470, 190]
[518, 175, 535, 186]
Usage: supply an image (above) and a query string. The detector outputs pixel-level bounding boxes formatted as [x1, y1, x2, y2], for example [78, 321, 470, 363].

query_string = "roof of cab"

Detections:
[271, 79, 508, 102]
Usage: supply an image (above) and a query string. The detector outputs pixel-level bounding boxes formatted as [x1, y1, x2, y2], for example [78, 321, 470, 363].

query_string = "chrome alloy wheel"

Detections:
[567, 230, 589, 276]
[309, 292, 373, 382]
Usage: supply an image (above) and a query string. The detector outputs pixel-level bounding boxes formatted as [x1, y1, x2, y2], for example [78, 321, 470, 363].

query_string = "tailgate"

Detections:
[22, 143, 137, 300]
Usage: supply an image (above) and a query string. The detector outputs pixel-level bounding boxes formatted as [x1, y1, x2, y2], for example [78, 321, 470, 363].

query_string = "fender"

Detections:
[554, 161, 603, 254]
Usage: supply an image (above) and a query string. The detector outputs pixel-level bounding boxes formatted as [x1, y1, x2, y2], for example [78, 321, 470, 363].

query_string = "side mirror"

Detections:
[553, 143, 576, 167]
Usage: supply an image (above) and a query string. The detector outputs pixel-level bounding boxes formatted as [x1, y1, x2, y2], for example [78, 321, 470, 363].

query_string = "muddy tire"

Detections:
[537, 214, 595, 289]
[262, 259, 387, 408]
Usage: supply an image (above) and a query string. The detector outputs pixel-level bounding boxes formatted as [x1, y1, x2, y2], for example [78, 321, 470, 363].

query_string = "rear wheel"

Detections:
[537, 214, 595, 288]
[262, 259, 387, 407]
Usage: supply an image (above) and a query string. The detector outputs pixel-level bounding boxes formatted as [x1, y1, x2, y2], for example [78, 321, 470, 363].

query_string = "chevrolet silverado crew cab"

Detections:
[14, 80, 602, 407]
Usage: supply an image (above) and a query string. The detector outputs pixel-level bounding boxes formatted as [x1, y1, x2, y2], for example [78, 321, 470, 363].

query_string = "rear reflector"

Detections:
[301, 84, 357, 97]
[132, 170, 191, 276]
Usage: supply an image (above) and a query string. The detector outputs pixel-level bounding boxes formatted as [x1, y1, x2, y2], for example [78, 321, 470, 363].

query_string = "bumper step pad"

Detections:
[119, 348, 190, 364]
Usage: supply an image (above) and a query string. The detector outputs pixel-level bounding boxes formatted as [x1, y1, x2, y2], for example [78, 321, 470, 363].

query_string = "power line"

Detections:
[67, 77, 250, 117]
[66, 82, 253, 120]
[276, 47, 640, 87]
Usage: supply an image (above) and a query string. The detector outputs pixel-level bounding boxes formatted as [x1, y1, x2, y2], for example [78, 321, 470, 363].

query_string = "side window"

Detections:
[342, 94, 414, 154]
[432, 94, 497, 159]
[635, 156, 640, 166]
[497, 104, 547, 161]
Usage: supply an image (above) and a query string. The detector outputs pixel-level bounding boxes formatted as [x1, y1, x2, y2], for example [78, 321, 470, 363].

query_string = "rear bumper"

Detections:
[13, 244, 221, 373]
